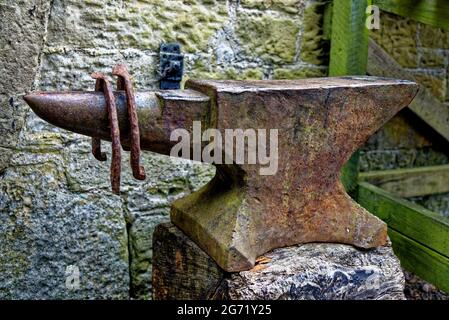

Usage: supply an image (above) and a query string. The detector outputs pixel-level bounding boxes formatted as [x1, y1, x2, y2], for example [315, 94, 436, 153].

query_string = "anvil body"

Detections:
[24, 77, 418, 272]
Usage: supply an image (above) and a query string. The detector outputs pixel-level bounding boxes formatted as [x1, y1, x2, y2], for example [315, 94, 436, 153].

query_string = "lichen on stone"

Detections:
[236, 14, 300, 64]
[273, 66, 326, 79]
[300, 2, 328, 65]
[370, 12, 418, 68]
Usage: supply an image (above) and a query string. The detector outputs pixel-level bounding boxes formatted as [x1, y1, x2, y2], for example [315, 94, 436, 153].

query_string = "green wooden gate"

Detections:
[328, 0, 449, 293]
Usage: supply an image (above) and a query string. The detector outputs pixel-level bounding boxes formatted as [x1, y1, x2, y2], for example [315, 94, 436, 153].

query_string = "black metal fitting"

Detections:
[159, 43, 184, 90]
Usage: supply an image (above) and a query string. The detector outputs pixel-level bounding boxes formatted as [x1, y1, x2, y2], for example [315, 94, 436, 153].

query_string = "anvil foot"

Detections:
[171, 173, 256, 272]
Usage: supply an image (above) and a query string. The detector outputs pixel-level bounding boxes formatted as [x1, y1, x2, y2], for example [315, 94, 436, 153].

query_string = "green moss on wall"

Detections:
[419, 24, 449, 50]
[412, 70, 447, 102]
[273, 66, 326, 79]
[236, 15, 299, 64]
[240, 0, 301, 14]
[300, 3, 328, 65]
[370, 12, 418, 68]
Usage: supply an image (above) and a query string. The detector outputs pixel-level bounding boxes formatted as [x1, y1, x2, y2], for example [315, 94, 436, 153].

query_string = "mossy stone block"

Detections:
[236, 15, 299, 64]
[370, 12, 418, 68]
[300, 2, 327, 65]
[273, 67, 326, 79]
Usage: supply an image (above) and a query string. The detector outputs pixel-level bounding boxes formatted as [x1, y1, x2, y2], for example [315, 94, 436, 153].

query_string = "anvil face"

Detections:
[24, 76, 418, 272]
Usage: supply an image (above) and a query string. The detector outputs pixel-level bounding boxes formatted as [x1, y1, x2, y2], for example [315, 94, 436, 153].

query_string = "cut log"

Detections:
[152, 223, 224, 300]
[152, 222, 406, 300]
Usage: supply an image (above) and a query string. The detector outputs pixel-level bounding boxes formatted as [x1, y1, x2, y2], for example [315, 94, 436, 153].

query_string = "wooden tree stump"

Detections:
[152, 222, 405, 300]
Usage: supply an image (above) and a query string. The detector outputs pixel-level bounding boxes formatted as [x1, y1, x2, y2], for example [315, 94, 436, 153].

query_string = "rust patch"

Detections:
[250, 264, 268, 272]
[113, 64, 146, 181]
[175, 250, 184, 272]
[255, 256, 272, 264]
[91, 72, 122, 194]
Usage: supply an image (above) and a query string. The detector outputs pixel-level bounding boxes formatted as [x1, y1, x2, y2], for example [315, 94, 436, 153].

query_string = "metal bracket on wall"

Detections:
[159, 43, 184, 90]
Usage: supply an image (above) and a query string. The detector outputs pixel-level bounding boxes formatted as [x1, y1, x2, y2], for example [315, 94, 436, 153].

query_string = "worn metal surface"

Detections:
[24, 76, 418, 272]
[176, 77, 418, 271]
[24, 89, 211, 155]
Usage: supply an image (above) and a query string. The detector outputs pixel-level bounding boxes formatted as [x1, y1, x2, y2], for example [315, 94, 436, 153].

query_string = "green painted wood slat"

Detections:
[358, 182, 449, 259]
[389, 229, 449, 294]
[359, 165, 449, 198]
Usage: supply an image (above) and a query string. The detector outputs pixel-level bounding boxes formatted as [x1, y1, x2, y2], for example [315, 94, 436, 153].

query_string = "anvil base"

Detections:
[171, 170, 389, 272]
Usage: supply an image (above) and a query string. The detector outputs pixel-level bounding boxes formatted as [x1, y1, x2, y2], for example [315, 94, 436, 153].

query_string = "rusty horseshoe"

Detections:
[112, 63, 146, 181]
[91, 72, 122, 194]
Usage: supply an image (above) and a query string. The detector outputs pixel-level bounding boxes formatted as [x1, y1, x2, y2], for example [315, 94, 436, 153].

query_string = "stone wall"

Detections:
[0, 0, 327, 299]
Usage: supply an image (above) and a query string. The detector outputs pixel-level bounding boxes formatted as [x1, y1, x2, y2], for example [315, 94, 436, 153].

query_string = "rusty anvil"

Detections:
[24, 76, 418, 272]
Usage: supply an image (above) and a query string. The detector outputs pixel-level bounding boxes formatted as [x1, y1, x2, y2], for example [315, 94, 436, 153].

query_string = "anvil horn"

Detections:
[24, 77, 419, 272]
[24, 89, 211, 156]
